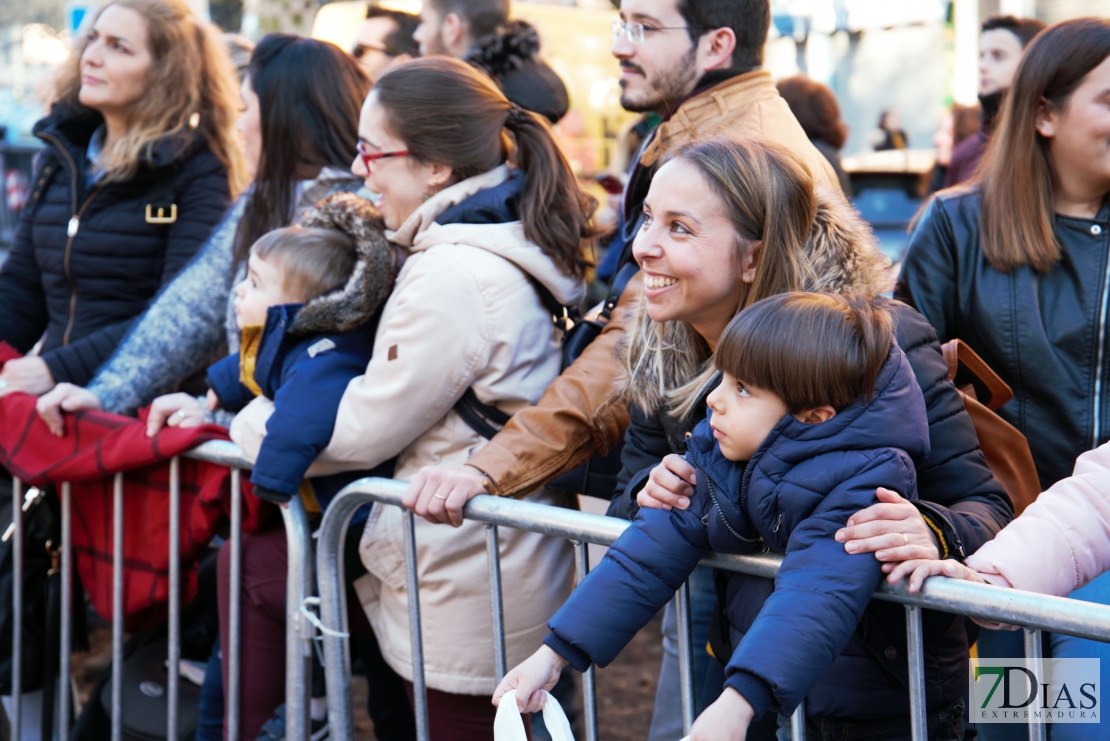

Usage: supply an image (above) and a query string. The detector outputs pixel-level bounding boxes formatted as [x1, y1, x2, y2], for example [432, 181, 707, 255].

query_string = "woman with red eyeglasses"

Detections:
[230, 56, 597, 739]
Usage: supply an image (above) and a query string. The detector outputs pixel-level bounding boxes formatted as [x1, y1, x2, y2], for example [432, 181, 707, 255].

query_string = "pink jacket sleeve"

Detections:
[966, 443, 1110, 597]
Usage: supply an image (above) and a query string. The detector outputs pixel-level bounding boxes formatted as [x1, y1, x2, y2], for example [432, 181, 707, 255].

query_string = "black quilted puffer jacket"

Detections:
[0, 103, 231, 386]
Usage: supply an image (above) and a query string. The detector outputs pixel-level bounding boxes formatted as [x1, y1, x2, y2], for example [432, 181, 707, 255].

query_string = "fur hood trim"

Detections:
[803, 186, 892, 297]
[466, 20, 540, 76]
[290, 193, 396, 335]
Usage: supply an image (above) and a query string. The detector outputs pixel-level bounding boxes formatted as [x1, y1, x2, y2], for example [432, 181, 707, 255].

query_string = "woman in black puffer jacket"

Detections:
[0, 0, 246, 395]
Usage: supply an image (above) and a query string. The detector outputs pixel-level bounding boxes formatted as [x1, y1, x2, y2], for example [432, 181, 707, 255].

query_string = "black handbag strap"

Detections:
[453, 387, 512, 440]
[601, 262, 640, 323]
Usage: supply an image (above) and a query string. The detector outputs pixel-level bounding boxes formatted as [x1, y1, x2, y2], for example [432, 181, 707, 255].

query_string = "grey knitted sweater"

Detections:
[89, 170, 368, 414]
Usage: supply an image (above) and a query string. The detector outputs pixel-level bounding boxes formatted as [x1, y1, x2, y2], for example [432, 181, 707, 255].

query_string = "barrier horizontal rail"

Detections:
[8, 439, 312, 741]
[318, 477, 1110, 741]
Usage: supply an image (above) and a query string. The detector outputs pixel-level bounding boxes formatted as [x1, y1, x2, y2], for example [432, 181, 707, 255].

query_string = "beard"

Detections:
[619, 47, 699, 114]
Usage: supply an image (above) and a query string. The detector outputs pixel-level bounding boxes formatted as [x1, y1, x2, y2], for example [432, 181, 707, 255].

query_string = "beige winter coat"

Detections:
[230, 166, 582, 694]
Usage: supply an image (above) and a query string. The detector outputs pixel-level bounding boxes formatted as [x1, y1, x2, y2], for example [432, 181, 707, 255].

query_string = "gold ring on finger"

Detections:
[434, 493, 448, 500]
[902, 533, 909, 546]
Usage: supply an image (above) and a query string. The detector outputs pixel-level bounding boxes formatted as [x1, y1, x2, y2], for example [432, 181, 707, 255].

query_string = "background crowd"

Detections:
[1, 1, 1110, 741]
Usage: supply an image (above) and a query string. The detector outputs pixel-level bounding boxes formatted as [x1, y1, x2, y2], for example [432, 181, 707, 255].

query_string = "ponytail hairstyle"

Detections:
[716, 293, 893, 414]
[53, 0, 248, 194]
[622, 137, 818, 419]
[980, 18, 1110, 273]
[372, 56, 594, 280]
[232, 34, 370, 269]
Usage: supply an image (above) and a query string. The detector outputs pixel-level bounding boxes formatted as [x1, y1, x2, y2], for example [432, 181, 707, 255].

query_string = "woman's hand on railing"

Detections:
[637, 454, 697, 511]
[403, 465, 489, 527]
[887, 557, 987, 593]
[492, 645, 567, 714]
[686, 686, 754, 741]
[0, 356, 55, 398]
[834, 487, 939, 570]
[146, 393, 207, 437]
[35, 383, 103, 436]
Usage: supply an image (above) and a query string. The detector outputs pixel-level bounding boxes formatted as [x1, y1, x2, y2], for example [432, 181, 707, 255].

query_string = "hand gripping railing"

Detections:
[317, 478, 1110, 741]
[7, 439, 314, 741]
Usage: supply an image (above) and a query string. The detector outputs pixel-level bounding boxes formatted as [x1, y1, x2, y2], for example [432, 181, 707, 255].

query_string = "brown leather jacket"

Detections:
[468, 69, 842, 497]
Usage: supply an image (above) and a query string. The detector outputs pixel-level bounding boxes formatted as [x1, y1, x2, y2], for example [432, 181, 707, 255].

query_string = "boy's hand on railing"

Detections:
[492, 645, 567, 714]
[146, 393, 206, 437]
[887, 557, 987, 593]
[686, 687, 753, 741]
[36, 383, 103, 437]
[637, 454, 697, 511]
[403, 465, 489, 527]
[834, 487, 939, 570]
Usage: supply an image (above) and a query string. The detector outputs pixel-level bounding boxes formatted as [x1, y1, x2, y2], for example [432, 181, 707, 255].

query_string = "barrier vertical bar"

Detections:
[282, 496, 312, 741]
[111, 471, 124, 741]
[905, 605, 927, 741]
[318, 495, 364, 741]
[403, 509, 430, 741]
[167, 457, 181, 740]
[10, 476, 23, 740]
[790, 699, 805, 741]
[227, 468, 242, 741]
[59, 482, 72, 735]
[676, 581, 695, 734]
[574, 541, 598, 741]
[1024, 629, 1046, 741]
[485, 524, 507, 682]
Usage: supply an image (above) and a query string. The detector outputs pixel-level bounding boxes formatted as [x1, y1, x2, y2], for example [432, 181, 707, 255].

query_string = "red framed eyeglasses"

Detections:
[357, 141, 417, 169]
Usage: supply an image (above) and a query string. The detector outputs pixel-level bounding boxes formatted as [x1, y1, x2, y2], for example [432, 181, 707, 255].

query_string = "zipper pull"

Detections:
[773, 513, 783, 532]
[67, 216, 80, 237]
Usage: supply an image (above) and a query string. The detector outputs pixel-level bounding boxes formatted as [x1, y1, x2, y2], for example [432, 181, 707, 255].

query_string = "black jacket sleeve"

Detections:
[896, 197, 961, 344]
[0, 199, 49, 353]
[890, 300, 1014, 559]
[40, 150, 231, 386]
[607, 403, 674, 519]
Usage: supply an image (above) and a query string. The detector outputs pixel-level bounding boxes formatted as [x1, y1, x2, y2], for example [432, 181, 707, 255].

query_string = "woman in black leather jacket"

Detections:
[896, 19, 1110, 741]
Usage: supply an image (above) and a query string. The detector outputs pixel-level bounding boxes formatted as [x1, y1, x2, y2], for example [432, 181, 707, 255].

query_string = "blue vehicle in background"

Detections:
[843, 149, 935, 266]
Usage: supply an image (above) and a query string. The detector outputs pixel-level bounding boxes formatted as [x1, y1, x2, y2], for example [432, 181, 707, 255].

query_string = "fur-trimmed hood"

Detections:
[803, 186, 893, 297]
[290, 192, 397, 336]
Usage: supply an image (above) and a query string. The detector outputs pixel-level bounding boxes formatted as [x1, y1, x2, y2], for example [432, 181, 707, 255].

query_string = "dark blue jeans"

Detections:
[776, 698, 966, 741]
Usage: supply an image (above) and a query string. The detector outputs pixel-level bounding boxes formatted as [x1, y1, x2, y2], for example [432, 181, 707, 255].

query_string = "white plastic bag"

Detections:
[494, 689, 576, 741]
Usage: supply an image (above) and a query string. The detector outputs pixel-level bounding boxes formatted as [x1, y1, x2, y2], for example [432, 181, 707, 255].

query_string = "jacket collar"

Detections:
[388, 165, 511, 249]
[687, 346, 931, 494]
[35, 101, 202, 173]
[640, 69, 778, 167]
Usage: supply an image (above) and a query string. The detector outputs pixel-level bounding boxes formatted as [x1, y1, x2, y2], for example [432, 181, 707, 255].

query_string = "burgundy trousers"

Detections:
[217, 525, 288, 740]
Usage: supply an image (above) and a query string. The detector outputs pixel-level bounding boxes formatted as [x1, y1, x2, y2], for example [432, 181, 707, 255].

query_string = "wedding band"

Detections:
[902, 533, 909, 546]
[433, 493, 448, 500]
[171, 410, 184, 420]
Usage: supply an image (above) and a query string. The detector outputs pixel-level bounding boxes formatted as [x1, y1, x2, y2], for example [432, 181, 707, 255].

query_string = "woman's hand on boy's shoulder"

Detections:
[834, 487, 939, 568]
[638, 454, 697, 511]
[687, 687, 754, 741]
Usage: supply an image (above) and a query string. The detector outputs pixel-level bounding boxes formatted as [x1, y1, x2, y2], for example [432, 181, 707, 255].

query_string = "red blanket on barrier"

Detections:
[0, 388, 269, 630]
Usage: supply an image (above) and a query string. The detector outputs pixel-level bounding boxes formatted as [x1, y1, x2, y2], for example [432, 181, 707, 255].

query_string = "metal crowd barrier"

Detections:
[7, 439, 313, 741]
[317, 477, 1110, 741]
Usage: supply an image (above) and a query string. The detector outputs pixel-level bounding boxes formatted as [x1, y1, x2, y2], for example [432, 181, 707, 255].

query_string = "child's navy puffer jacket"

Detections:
[545, 346, 967, 721]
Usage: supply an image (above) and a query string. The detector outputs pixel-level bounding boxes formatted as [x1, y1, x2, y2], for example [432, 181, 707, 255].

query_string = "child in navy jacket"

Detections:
[202, 193, 396, 510]
[495, 293, 968, 740]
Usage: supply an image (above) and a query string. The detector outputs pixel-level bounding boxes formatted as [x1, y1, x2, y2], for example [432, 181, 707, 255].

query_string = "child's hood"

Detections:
[287, 192, 398, 337]
[688, 345, 930, 487]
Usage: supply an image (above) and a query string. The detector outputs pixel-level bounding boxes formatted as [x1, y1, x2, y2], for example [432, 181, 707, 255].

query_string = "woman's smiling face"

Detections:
[632, 158, 756, 345]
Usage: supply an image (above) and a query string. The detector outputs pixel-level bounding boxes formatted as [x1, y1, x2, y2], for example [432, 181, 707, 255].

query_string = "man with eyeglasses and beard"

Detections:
[405, 2, 843, 737]
[351, 5, 419, 83]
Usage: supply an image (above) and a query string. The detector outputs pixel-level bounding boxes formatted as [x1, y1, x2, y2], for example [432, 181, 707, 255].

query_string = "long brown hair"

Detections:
[776, 76, 848, 150]
[980, 18, 1110, 273]
[231, 34, 370, 268]
[622, 137, 819, 418]
[373, 56, 594, 281]
[53, 0, 247, 194]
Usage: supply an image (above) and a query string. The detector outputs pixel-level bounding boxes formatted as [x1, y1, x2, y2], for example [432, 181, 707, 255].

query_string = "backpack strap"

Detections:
[453, 387, 512, 440]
